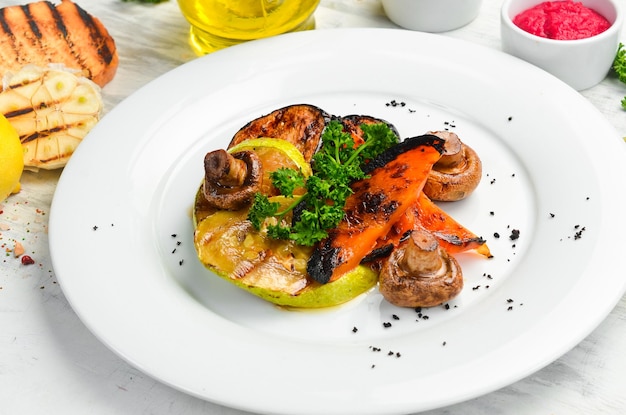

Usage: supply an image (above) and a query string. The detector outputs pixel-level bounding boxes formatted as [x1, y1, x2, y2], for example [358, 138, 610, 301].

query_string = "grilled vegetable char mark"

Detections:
[307, 134, 445, 284]
[0, 0, 118, 87]
[228, 104, 329, 162]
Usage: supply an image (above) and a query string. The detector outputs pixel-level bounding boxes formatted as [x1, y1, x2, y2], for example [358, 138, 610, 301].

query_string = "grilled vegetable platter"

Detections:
[192, 104, 491, 309]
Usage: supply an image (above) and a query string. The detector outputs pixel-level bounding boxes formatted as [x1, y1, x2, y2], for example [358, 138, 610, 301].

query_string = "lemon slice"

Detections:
[228, 138, 312, 177]
[0, 114, 24, 202]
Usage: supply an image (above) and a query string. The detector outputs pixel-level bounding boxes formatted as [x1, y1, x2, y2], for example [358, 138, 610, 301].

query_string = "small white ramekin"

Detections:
[382, 0, 483, 33]
[501, 0, 623, 90]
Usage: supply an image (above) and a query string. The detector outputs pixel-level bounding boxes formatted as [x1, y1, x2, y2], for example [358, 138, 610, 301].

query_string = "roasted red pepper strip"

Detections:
[307, 134, 445, 284]
[414, 192, 490, 256]
[364, 192, 490, 263]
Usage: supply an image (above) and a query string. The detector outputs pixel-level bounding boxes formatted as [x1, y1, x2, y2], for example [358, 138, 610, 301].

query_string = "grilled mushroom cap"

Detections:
[202, 149, 262, 210]
[378, 229, 463, 308]
[423, 131, 482, 201]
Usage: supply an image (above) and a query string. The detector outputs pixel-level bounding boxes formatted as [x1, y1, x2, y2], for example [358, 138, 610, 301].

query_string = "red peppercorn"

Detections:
[21, 255, 35, 265]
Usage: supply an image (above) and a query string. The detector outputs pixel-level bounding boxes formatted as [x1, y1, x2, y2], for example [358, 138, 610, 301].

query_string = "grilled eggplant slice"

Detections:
[228, 104, 329, 162]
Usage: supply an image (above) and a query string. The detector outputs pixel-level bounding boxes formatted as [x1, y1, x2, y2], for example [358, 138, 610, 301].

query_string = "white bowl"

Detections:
[501, 0, 623, 90]
[382, 0, 483, 33]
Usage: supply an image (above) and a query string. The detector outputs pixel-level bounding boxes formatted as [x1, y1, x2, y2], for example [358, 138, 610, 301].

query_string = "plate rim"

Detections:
[49, 28, 626, 415]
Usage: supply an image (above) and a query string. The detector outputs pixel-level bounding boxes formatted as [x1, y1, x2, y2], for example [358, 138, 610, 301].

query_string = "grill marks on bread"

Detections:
[0, 0, 118, 88]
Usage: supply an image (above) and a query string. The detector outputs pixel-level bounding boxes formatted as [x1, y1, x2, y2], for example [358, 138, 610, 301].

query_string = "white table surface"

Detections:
[2, 0, 626, 414]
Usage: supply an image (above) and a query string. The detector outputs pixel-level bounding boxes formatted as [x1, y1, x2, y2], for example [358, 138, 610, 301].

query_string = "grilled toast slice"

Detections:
[0, 0, 118, 88]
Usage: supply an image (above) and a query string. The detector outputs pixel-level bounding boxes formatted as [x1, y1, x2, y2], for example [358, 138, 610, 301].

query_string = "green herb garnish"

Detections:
[247, 120, 398, 246]
[612, 43, 626, 110]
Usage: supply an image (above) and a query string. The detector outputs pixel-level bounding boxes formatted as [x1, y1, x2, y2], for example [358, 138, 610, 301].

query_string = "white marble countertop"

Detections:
[2, 0, 626, 414]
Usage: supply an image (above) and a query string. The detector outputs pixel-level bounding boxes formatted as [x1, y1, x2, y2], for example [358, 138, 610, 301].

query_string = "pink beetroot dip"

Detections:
[513, 1, 611, 40]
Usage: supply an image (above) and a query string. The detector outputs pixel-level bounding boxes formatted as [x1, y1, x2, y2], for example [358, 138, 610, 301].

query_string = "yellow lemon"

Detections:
[228, 138, 313, 178]
[0, 114, 24, 202]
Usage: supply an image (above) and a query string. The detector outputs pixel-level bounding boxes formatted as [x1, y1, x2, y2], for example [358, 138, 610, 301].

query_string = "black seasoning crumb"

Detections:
[392, 314, 400, 320]
[486, 274, 493, 279]
[414, 307, 422, 313]
[92, 225, 98, 231]
[549, 213, 555, 218]
[171, 234, 177, 238]
[371, 364, 376, 369]
[444, 303, 450, 310]
[388, 351, 394, 356]
[490, 178, 496, 184]
[422, 315, 429, 320]
[507, 298, 514, 303]
[507, 306, 513, 311]
[396, 352, 401, 358]
[111, 223, 115, 227]
[177, 241, 182, 246]
[352, 327, 358, 333]
[370, 346, 381, 352]
[586, 196, 590, 201]
[493, 232, 500, 239]
[509, 229, 520, 240]
[508, 116, 513, 121]
[574, 226, 586, 240]
[172, 248, 177, 254]
[511, 173, 516, 177]
[383, 322, 392, 328]
[472, 285, 480, 290]
[442, 341, 447, 346]
[489, 211, 495, 216]
[386, 99, 406, 107]
[179, 259, 184, 266]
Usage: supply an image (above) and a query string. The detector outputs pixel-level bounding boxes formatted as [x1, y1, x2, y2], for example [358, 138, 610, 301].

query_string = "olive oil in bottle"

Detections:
[177, 0, 320, 54]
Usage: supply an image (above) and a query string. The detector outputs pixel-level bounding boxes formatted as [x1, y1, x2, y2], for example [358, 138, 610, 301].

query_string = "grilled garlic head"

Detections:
[0, 64, 103, 170]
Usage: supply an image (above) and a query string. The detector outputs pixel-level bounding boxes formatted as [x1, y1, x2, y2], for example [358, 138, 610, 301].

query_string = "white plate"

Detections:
[49, 28, 626, 415]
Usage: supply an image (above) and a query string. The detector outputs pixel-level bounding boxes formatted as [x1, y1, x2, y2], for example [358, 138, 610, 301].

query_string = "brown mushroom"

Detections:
[423, 131, 482, 201]
[202, 149, 262, 210]
[378, 229, 463, 308]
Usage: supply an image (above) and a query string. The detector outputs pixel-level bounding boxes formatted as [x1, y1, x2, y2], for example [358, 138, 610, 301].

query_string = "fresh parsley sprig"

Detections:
[613, 43, 626, 110]
[247, 120, 398, 246]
